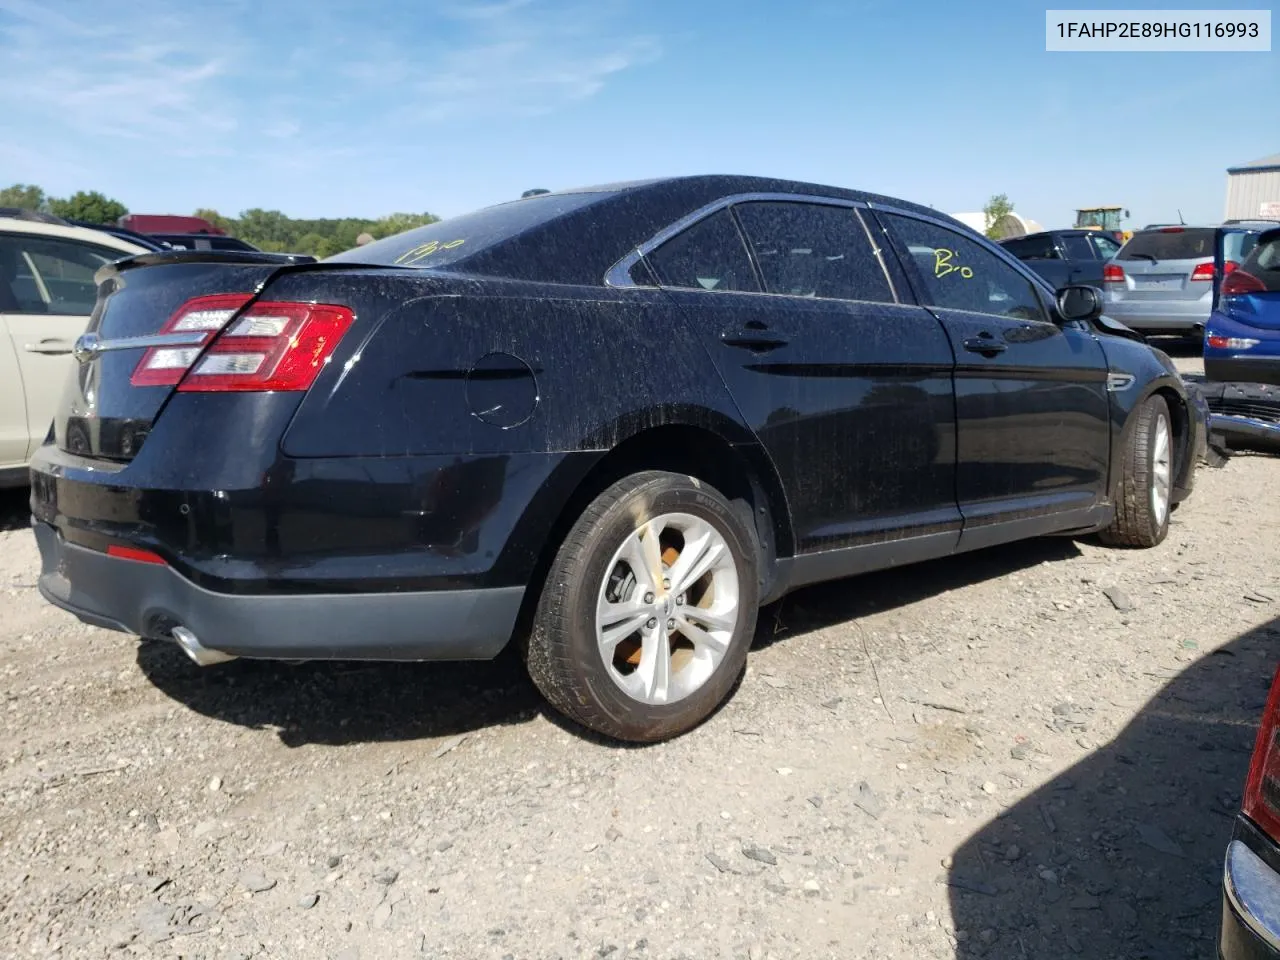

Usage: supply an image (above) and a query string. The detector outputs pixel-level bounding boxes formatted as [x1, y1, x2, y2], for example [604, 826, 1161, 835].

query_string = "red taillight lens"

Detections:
[1222, 270, 1267, 297]
[177, 301, 354, 393]
[131, 294, 254, 387]
[1103, 264, 1125, 283]
[129, 295, 354, 392]
[1243, 665, 1280, 841]
[1224, 260, 1240, 275]
[1159, 227, 1184, 233]
[1190, 261, 1216, 282]
[107, 544, 166, 565]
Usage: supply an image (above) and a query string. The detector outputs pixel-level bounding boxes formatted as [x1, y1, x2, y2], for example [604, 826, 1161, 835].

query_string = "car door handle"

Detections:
[962, 336, 1007, 356]
[24, 340, 74, 356]
[720, 329, 790, 351]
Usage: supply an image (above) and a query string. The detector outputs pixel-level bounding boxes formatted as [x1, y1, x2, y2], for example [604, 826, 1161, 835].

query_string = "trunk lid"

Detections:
[53, 252, 304, 461]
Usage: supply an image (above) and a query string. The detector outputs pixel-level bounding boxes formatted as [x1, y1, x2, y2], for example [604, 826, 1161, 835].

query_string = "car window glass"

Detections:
[881, 214, 1049, 323]
[0, 235, 115, 315]
[1008, 235, 1057, 259]
[1090, 234, 1121, 259]
[645, 208, 759, 292]
[1223, 230, 1260, 265]
[1118, 228, 1214, 261]
[1060, 235, 1094, 260]
[732, 201, 893, 302]
[1241, 232, 1280, 292]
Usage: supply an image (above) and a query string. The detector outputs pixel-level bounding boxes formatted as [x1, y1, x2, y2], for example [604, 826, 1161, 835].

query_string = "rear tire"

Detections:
[526, 471, 759, 742]
[1099, 394, 1173, 548]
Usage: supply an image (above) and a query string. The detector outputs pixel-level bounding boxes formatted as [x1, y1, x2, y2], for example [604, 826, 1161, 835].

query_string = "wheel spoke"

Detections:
[669, 524, 724, 596]
[674, 614, 729, 653]
[637, 624, 672, 702]
[680, 605, 736, 632]
[618, 530, 659, 593]
[597, 594, 650, 653]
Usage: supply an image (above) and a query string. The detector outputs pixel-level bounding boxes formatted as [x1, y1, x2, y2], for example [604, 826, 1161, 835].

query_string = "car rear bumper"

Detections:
[1206, 355, 1280, 388]
[1103, 297, 1209, 332]
[33, 518, 523, 661]
[1222, 834, 1280, 960]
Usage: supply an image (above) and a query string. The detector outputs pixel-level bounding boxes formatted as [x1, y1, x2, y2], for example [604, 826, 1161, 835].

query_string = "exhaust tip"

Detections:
[170, 626, 238, 667]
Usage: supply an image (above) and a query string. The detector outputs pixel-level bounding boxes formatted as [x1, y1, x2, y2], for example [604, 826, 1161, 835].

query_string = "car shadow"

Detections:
[1146, 334, 1203, 360]
[0, 486, 29, 533]
[947, 615, 1277, 958]
[136, 536, 1082, 748]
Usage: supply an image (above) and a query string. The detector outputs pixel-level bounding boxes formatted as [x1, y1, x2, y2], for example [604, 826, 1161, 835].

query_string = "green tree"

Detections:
[372, 212, 439, 239]
[0, 183, 46, 211]
[192, 208, 236, 233]
[982, 193, 1015, 239]
[48, 190, 129, 224]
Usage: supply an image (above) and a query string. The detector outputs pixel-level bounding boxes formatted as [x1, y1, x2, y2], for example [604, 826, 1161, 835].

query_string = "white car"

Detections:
[1, 215, 148, 486]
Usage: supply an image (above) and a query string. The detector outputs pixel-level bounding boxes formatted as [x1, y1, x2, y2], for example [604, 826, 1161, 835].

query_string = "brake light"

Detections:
[1103, 264, 1125, 283]
[177, 301, 353, 393]
[107, 544, 166, 565]
[1243, 665, 1280, 842]
[1224, 260, 1240, 274]
[1159, 227, 1184, 233]
[1222, 270, 1267, 296]
[1190, 262, 1216, 282]
[131, 294, 253, 387]
[1206, 335, 1259, 350]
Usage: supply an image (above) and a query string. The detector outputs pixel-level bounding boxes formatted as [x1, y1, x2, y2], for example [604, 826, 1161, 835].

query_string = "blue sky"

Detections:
[0, 0, 1274, 229]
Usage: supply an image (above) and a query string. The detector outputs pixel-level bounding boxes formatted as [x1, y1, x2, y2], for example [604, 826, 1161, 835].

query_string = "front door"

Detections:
[643, 200, 959, 559]
[874, 209, 1111, 548]
[0, 232, 122, 457]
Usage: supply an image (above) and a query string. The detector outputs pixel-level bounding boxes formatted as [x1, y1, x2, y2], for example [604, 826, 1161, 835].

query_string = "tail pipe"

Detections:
[170, 626, 238, 667]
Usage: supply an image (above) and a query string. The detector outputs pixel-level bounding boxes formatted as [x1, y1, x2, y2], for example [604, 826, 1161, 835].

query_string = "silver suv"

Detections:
[1103, 226, 1217, 335]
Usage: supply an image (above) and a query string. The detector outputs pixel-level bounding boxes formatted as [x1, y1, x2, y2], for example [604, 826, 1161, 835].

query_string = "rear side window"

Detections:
[645, 209, 759, 293]
[1223, 230, 1261, 265]
[328, 191, 607, 269]
[1090, 234, 1121, 259]
[1060, 235, 1095, 260]
[1003, 235, 1057, 260]
[1118, 228, 1214, 261]
[733, 201, 894, 302]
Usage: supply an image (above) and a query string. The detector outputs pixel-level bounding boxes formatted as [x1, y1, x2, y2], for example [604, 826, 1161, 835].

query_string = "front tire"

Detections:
[526, 471, 759, 742]
[1099, 393, 1173, 548]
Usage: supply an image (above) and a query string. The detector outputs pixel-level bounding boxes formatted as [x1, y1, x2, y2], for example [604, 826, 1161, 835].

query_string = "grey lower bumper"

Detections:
[1211, 414, 1280, 455]
[32, 521, 523, 661]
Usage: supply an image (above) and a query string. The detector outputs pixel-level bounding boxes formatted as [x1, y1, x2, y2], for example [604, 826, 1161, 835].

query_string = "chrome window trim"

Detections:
[605, 191, 903, 306]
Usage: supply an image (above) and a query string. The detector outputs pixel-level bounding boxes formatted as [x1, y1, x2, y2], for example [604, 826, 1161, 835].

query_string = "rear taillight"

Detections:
[1159, 227, 1184, 233]
[1243, 665, 1280, 841]
[129, 296, 354, 392]
[1222, 270, 1267, 297]
[131, 294, 253, 387]
[1224, 260, 1241, 274]
[1103, 264, 1125, 283]
[177, 301, 353, 393]
[1190, 262, 1216, 282]
[1206, 335, 1259, 350]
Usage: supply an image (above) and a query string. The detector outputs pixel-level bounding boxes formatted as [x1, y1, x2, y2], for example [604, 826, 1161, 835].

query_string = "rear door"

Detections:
[642, 199, 960, 559]
[0, 232, 125, 457]
[1108, 227, 1217, 304]
[873, 209, 1111, 548]
[1058, 232, 1106, 287]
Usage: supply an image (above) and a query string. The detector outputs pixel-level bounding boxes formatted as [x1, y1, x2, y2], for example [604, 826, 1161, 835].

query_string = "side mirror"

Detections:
[1056, 283, 1104, 322]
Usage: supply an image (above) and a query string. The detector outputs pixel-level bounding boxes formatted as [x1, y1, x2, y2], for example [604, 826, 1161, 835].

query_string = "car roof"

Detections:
[0, 216, 149, 254]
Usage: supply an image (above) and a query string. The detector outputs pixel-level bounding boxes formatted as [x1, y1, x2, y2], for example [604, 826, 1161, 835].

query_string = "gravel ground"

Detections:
[3, 352, 1276, 960]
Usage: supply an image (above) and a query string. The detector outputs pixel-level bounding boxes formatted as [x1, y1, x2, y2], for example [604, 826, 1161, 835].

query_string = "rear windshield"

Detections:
[1117, 228, 1214, 262]
[1242, 230, 1280, 291]
[328, 191, 607, 269]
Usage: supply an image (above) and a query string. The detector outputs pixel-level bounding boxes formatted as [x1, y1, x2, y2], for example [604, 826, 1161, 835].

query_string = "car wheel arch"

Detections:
[1111, 379, 1190, 502]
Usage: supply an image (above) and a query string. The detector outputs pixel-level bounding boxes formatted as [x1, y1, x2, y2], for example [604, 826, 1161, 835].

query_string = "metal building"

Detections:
[1225, 153, 1280, 221]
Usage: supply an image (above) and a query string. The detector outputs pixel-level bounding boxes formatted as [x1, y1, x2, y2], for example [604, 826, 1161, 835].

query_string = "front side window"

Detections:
[1060, 234, 1095, 260]
[732, 201, 894, 302]
[645, 208, 759, 293]
[881, 214, 1049, 323]
[0, 234, 117, 315]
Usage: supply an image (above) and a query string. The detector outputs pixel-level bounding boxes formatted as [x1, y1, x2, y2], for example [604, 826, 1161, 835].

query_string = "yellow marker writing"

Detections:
[933, 248, 973, 279]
